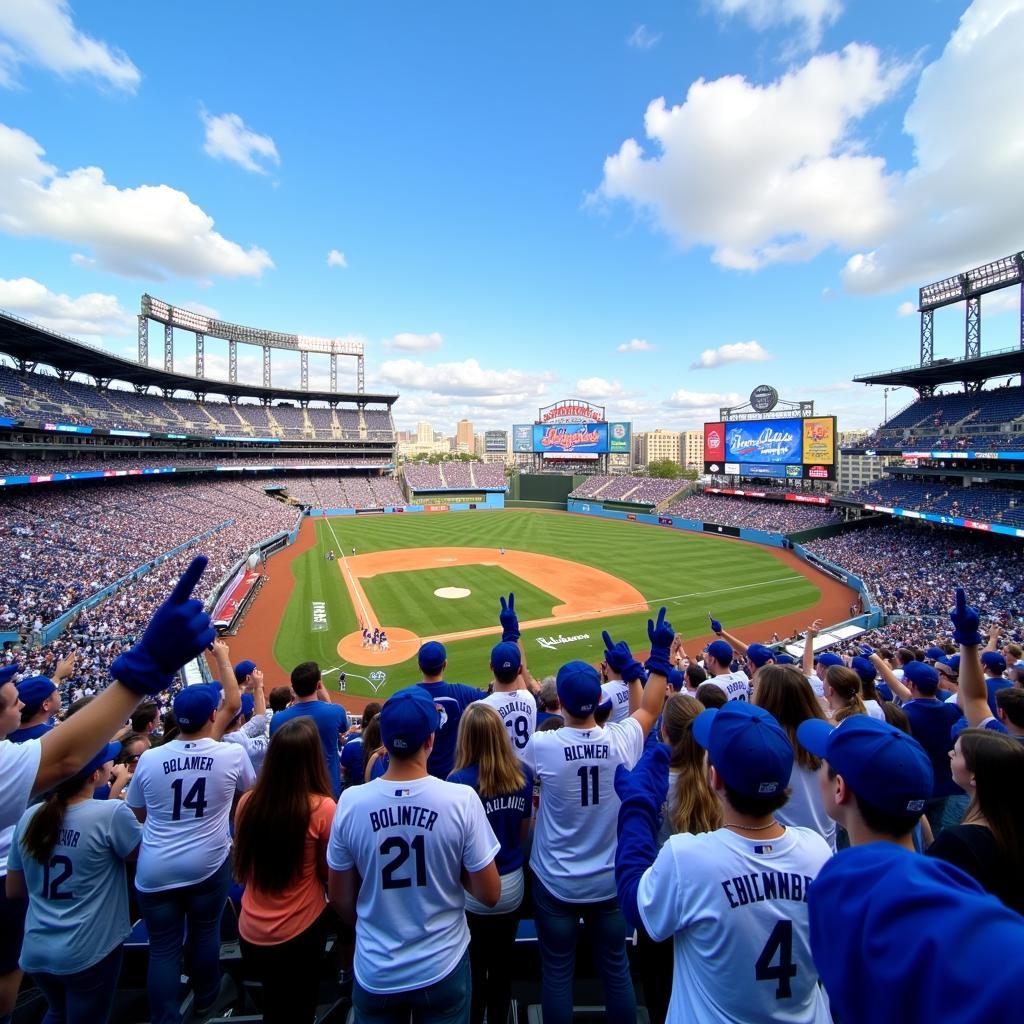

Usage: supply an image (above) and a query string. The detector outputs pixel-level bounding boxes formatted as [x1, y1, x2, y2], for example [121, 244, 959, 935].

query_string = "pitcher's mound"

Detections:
[337, 627, 421, 666]
[435, 587, 471, 599]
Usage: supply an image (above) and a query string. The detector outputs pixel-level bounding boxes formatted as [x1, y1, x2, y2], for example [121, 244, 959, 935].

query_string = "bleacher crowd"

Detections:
[1, 558, 1021, 1024]
[664, 494, 840, 532]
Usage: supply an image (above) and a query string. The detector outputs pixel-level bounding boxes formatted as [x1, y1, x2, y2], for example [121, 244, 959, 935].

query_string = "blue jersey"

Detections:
[271, 700, 349, 798]
[340, 736, 364, 788]
[417, 681, 486, 779]
[8, 722, 52, 745]
[903, 699, 964, 798]
[449, 763, 533, 875]
[986, 678, 1012, 718]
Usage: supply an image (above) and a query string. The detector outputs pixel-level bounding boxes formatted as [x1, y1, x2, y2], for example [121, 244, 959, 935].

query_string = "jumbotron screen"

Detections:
[512, 421, 631, 456]
[703, 417, 836, 480]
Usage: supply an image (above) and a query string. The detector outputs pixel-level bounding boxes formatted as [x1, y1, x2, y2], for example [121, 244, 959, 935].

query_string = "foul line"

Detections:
[322, 517, 374, 629]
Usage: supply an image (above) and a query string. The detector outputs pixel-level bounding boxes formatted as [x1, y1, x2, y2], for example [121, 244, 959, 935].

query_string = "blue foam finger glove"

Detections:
[950, 587, 984, 647]
[622, 659, 648, 685]
[645, 607, 675, 676]
[499, 593, 520, 642]
[614, 742, 670, 930]
[858, 644, 874, 658]
[0, 663, 20, 686]
[111, 556, 216, 695]
[709, 614, 723, 635]
[602, 630, 635, 675]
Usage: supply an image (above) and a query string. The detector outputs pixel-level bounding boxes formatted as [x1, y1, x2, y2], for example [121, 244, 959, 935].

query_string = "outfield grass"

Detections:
[273, 510, 822, 699]
[362, 565, 559, 634]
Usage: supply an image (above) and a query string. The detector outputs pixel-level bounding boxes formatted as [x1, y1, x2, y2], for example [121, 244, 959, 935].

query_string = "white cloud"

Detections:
[897, 300, 917, 316]
[575, 377, 623, 398]
[690, 340, 773, 369]
[841, 0, 1024, 292]
[627, 24, 662, 49]
[0, 276, 132, 336]
[0, 0, 140, 90]
[617, 338, 654, 352]
[665, 388, 743, 409]
[593, 44, 910, 272]
[377, 357, 554, 399]
[327, 249, 348, 269]
[707, 0, 842, 49]
[383, 332, 443, 352]
[201, 109, 280, 175]
[0, 123, 273, 281]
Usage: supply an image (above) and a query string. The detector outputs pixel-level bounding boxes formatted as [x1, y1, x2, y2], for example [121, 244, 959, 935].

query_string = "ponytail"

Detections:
[662, 694, 722, 836]
[21, 774, 86, 864]
[827, 666, 867, 723]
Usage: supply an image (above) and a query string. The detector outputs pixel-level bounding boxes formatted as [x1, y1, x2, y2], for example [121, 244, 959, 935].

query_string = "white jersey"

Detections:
[805, 674, 825, 699]
[776, 764, 836, 852]
[638, 826, 832, 1024]
[327, 774, 499, 995]
[601, 679, 631, 723]
[523, 717, 644, 902]
[224, 728, 266, 774]
[126, 736, 255, 892]
[0, 738, 41, 831]
[482, 690, 537, 753]
[706, 671, 752, 702]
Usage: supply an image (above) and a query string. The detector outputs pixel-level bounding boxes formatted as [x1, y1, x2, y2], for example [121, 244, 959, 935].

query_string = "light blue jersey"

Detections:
[9, 798, 141, 974]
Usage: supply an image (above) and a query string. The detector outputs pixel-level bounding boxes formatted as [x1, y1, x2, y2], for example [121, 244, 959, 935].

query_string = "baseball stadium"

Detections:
[2, 5, 1024, 1024]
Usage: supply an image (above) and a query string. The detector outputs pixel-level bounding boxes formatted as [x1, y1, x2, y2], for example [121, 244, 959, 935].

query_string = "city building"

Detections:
[481, 429, 509, 464]
[682, 430, 704, 469]
[456, 419, 475, 451]
[635, 429, 682, 467]
[416, 421, 434, 445]
[837, 450, 889, 492]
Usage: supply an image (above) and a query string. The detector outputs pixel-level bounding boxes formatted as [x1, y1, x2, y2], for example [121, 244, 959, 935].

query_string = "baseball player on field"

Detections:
[616, 700, 832, 1023]
[327, 686, 500, 1022]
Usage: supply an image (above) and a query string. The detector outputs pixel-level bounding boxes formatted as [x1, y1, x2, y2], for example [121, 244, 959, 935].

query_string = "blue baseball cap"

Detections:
[490, 642, 522, 675]
[903, 661, 940, 695]
[746, 644, 776, 669]
[234, 659, 257, 681]
[850, 656, 877, 683]
[981, 651, 1006, 675]
[382, 686, 441, 753]
[173, 684, 220, 731]
[666, 667, 685, 692]
[0, 663, 20, 686]
[240, 693, 255, 721]
[692, 702, 794, 797]
[814, 652, 843, 668]
[935, 656, 959, 680]
[78, 741, 121, 781]
[706, 639, 733, 665]
[16, 675, 56, 712]
[925, 646, 946, 662]
[418, 641, 447, 675]
[556, 661, 602, 718]
[797, 716, 933, 815]
[775, 653, 796, 665]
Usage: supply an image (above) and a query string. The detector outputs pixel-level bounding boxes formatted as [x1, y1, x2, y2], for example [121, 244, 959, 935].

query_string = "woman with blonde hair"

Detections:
[823, 665, 868, 723]
[755, 664, 836, 851]
[449, 702, 533, 1024]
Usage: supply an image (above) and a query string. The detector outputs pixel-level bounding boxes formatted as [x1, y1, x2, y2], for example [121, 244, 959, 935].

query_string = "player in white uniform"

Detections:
[328, 686, 500, 1021]
[617, 701, 832, 1024]
[703, 639, 752, 702]
[127, 681, 255, 1024]
[522, 613, 671, 1024]
[482, 640, 538, 753]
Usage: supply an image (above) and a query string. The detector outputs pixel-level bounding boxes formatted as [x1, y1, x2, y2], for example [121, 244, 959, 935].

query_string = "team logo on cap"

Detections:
[758, 782, 779, 794]
[906, 799, 925, 812]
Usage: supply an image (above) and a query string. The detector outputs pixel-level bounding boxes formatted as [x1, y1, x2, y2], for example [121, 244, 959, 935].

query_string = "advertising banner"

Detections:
[607, 421, 631, 453]
[724, 420, 802, 464]
[802, 417, 835, 466]
[704, 422, 726, 461]
[512, 424, 534, 453]
[533, 422, 608, 454]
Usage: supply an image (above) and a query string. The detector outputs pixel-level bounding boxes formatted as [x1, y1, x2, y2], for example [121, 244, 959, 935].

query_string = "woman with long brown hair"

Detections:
[755, 664, 836, 850]
[929, 728, 1024, 913]
[823, 665, 868, 723]
[233, 717, 336, 1023]
[449, 702, 533, 1024]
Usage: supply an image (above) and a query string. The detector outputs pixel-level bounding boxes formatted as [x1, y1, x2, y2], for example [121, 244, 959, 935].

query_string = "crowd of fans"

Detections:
[0, 456, 394, 477]
[1, 559, 1021, 1024]
[845, 477, 1024, 527]
[402, 462, 508, 491]
[567, 474, 683, 506]
[664, 494, 841, 532]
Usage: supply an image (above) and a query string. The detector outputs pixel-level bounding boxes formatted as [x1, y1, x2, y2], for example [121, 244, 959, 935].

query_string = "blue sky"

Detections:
[0, 0, 1022, 434]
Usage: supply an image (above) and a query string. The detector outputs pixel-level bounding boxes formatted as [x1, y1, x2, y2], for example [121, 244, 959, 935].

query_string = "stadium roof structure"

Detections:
[0, 309, 398, 406]
[854, 344, 1024, 390]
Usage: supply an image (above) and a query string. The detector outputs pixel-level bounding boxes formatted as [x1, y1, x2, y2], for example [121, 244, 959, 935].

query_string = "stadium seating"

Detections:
[844, 478, 1024, 527]
[567, 474, 682, 506]
[664, 494, 841, 532]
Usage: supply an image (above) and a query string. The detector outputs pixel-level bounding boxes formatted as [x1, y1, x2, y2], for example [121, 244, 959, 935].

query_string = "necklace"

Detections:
[723, 820, 779, 832]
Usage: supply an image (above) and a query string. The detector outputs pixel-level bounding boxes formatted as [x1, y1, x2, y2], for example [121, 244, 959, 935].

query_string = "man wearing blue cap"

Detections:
[616, 699, 831, 1023]
[328, 686, 500, 1022]
[523, 611, 672, 1024]
[8, 675, 60, 744]
[795, 712, 1024, 1023]
[702, 638, 752, 702]
[482, 637, 538, 753]
[707, 615, 777, 689]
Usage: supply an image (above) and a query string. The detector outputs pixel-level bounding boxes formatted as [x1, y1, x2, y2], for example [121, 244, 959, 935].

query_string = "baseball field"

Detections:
[231, 509, 855, 706]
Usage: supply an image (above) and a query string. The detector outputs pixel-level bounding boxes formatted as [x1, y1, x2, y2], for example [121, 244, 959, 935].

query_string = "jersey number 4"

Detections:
[755, 919, 797, 999]
[170, 777, 209, 820]
[380, 835, 426, 889]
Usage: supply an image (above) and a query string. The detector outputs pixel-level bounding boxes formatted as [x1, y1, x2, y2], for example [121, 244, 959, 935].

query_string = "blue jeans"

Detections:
[32, 945, 123, 1024]
[532, 877, 637, 1024]
[352, 949, 470, 1024]
[136, 857, 231, 1024]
